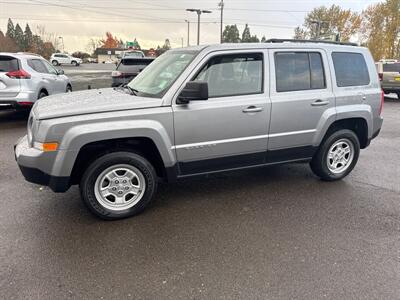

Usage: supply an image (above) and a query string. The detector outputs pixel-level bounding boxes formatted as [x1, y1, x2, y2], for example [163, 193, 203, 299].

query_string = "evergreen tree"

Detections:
[261, 36, 267, 43]
[241, 24, 252, 42]
[14, 23, 24, 50]
[222, 25, 240, 43]
[24, 24, 33, 51]
[6, 18, 15, 39]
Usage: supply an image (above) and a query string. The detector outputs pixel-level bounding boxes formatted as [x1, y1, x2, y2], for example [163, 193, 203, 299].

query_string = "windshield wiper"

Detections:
[124, 85, 139, 96]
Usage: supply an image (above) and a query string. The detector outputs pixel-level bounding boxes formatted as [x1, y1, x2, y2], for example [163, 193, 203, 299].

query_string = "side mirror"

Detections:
[177, 81, 208, 104]
[57, 69, 64, 75]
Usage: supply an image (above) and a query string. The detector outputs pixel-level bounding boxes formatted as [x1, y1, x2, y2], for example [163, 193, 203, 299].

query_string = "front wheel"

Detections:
[80, 152, 157, 220]
[71, 61, 79, 66]
[52, 60, 59, 66]
[310, 129, 360, 181]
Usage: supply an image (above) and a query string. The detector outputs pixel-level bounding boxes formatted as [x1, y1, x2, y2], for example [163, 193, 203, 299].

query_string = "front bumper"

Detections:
[14, 135, 70, 192]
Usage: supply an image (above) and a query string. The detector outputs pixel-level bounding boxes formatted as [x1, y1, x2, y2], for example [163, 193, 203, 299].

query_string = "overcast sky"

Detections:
[0, 0, 382, 52]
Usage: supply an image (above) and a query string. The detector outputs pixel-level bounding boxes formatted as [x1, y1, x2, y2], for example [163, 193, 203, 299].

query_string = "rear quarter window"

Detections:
[332, 52, 370, 87]
[0, 56, 19, 72]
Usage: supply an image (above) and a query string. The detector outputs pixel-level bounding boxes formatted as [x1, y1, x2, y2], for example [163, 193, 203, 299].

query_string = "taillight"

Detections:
[379, 90, 384, 115]
[6, 69, 31, 79]
[111, 71, 122, 78]
[378, 73, 383, 81]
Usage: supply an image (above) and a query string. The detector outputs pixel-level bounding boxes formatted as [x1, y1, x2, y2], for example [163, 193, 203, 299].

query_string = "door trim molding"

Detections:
[172, 129, 316, 150]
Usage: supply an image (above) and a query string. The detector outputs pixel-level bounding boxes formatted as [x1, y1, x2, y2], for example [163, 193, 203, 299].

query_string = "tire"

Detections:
[52, 60, 59, 66]
[38, 91, 47, 99]
[80, 152, 158, 220]
[310, 129, 360, 181]
[71, 61, 78, 66]
[66, 85, 72, 93]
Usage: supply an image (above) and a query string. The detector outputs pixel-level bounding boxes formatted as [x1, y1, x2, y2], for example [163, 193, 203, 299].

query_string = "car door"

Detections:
[268, 49, 335, 162]
[173, 50, 271, 176]
[28, 59, 57, 94]
[41, 60, 66, 93]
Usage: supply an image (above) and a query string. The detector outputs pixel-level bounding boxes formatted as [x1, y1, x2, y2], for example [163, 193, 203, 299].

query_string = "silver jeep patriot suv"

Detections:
[15, 40, 384, 220]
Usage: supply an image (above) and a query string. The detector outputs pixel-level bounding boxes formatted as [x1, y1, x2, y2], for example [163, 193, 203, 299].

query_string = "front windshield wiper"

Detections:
[124, 85, 139, 96]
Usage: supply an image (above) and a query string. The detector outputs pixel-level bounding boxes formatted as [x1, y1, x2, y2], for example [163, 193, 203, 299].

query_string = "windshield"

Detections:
[128, 51, 197, 98]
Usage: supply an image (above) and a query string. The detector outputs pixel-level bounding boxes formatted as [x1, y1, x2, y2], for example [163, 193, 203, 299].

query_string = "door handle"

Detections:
[243, 106, 263, 113]
[311, 99, 330, 106]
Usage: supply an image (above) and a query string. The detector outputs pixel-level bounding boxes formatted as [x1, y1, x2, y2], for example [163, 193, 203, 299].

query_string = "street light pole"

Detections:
[58, 36, 64, 53]
[186, 9, 212, 45]
[219, 0, 224, 43]
[185, 20, 190, 46]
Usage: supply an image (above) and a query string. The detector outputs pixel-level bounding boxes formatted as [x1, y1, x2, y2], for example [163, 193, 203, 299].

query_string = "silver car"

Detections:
[0, 52, 71, 111]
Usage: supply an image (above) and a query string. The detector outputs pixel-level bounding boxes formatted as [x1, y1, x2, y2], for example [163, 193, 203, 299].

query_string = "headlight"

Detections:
[27, 114, 34, 147]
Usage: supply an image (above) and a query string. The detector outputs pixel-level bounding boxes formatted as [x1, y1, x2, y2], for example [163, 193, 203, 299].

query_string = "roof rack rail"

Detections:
[265, 39, 358, 46]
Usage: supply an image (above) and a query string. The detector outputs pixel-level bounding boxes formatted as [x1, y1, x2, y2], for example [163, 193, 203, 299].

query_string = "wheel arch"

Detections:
[69, 137, 167, 185]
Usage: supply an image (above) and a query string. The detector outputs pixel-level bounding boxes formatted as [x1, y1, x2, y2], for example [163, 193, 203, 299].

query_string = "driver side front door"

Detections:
[172, 50, 271, 176]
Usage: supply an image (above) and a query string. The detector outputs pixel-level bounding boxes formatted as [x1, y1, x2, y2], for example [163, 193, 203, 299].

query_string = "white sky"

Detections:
[0, 0, 382, 52]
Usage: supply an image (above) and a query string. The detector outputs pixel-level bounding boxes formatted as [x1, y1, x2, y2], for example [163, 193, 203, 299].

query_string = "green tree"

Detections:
[241, 24, 259, 43]
[294, 5, 361, 41]
[6, 18, 15, 39]
[23, 24, 33, 51]
[261, 36, 267, 43]
[361, 0, 400, 60]
[14, 23, 24, 50]
[222, 25, 240, 43]
[241, 24, 251, 42]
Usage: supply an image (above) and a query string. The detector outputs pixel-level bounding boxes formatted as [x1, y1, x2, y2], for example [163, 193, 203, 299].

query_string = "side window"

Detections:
[332, 52, 370, 87]
[275, 52, 326, 92]
[42, 60, 58, 75]
[28, 59, 49, 74]
[193, 53, 263, 98]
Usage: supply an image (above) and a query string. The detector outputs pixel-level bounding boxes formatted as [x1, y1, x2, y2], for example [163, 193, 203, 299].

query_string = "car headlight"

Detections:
[27, 114, 34, 147]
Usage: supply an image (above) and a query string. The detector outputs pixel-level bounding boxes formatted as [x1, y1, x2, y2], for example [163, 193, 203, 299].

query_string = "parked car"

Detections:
[375, 60, 400, 98]
[15, 40, 383, 220]
[121, 50, 145, 59]
[111, 57, 154, 87]
[50, 53, 82, 66]
[0, 52, 71, 111]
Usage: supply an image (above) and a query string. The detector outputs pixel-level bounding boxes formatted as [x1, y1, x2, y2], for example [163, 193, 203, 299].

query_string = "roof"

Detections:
[0, 52, 45, 60]
[173, 41, 365, 53]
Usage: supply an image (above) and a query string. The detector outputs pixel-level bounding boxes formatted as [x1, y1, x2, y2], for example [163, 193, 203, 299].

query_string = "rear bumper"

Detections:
[14, 135, 71, 192]
[111, 75, 137, 87]
[0, 91, 37, 109]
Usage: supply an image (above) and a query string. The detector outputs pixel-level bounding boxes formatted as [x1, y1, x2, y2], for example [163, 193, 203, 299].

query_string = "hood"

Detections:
[33, 88, 163, 120]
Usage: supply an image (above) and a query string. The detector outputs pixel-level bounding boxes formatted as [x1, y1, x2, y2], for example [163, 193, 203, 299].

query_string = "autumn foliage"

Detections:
[100, 32, 121, 48]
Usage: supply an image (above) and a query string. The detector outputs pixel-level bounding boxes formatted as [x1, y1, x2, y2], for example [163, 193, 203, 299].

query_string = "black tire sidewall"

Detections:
[52, 60, 58, 66]
[312, 129, 360, 181]
[80, 152, 157, 220]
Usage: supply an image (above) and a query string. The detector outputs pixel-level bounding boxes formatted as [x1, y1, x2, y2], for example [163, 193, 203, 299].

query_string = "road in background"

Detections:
[61, 63, 115, 91]
[0, 71, 400, 299]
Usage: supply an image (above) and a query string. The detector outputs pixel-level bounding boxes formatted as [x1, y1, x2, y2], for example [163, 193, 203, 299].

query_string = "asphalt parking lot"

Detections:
[1, 68, 400, 299]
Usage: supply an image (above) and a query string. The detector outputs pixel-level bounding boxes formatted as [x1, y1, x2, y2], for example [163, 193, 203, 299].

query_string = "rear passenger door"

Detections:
[268, 49, 335, 161]
[28, 59, 57, 94]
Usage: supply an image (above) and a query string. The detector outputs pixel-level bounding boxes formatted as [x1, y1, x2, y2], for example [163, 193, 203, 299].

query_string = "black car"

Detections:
[111, 57, 154, 87]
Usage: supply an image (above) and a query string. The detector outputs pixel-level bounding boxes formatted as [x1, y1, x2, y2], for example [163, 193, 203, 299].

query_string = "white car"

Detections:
[0, 52, 71, 111]
[50, 53, 82, 66]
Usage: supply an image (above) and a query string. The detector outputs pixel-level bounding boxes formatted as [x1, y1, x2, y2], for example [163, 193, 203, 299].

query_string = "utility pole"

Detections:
[181, 37, 184, 48]
[58, 36, 64, 53]
[186, 9, 212, 45]
[185, 20, 190, 46]
[219, 0, 224, 43]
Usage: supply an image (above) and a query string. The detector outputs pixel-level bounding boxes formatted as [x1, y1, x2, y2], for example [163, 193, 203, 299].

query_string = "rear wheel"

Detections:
[80, 152, 157, 220]
[52, 60, 59, 66]
[66, 85, 72, 92]
[310, 129, 360, 181]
